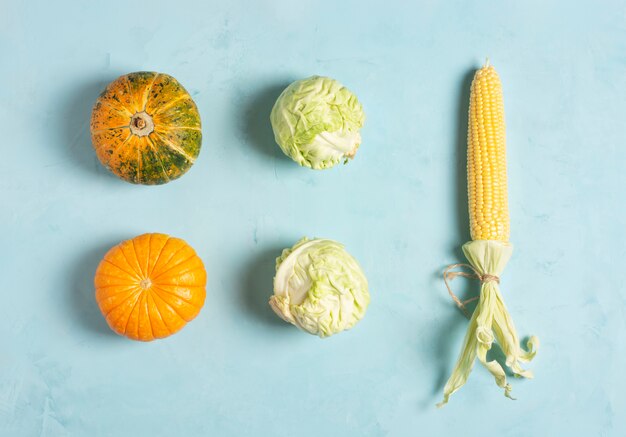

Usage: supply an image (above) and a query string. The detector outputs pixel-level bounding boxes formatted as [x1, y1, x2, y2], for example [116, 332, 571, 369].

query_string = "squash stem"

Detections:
[129, 112, 155, 137]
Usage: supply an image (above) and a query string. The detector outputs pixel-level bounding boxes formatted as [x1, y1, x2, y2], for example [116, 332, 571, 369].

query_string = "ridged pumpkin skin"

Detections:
[90, 72, 202, 185]
[94, 233, 207, 341]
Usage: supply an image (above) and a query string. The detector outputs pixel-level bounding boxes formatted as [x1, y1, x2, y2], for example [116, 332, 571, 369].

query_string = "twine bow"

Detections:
[443, 263, 500, 317]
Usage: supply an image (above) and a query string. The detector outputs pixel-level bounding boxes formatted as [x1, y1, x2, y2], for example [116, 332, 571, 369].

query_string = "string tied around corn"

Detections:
[443, 263, 499, 317]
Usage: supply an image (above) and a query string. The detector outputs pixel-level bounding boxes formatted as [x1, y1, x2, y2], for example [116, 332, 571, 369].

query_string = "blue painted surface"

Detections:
[1, 0, 625, 435]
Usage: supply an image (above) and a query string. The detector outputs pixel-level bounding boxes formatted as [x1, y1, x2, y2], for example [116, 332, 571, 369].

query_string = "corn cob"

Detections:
[467, 64, 510, 242]
[438, 61, 538, 407]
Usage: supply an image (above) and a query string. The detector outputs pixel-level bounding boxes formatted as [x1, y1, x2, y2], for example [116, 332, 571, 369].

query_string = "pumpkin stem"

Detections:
[129, 112, 155, 137]
[134, 117, 146, 129]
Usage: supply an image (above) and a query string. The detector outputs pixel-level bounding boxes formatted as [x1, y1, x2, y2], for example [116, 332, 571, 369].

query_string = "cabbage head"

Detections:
[270, 76, 365, 170]
[269, 238, 370, 337]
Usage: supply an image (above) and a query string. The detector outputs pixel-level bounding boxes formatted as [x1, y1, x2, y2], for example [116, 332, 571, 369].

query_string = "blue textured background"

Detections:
[1, 0, 625, 435]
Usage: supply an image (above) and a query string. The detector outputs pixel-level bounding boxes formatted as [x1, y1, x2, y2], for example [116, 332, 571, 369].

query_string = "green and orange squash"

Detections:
[90, 72, 202, 184]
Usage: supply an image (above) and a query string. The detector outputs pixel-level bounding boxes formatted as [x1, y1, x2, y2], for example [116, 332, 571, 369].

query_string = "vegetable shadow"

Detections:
[238, 246, 291, 328]
[240, 82, 294, 162]
[430, 68, 478, 398]
[66, 237, 128, 338]
[452, 68, 475, 254]
[57, 75, 121, 180]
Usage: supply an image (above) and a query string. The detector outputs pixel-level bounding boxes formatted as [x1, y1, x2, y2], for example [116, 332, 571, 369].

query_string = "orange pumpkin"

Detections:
[94, 233, 206, 341]
[90, 72, 202, 185]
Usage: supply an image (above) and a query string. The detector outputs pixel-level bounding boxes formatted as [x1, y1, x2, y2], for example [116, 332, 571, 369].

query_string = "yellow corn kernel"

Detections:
[467, 63, 510, 242]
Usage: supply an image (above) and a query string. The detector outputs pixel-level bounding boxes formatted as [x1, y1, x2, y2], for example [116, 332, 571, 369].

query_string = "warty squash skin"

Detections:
[90, 72, 202, 185]
[94, 233, 207, 341]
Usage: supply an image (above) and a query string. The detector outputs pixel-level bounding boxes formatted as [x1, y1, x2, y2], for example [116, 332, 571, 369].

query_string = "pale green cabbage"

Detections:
[270, 76, 365, 169]
[269, 238, 370, 337]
